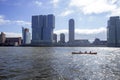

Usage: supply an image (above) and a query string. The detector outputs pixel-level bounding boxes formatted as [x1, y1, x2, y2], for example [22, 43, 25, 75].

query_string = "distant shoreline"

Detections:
[0, 44, 108, 47]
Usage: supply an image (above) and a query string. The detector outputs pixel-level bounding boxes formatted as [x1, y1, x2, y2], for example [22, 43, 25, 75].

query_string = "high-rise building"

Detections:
[60, 33, 65, 43]
[53, 34, 57, 43]
[107, 16, 120, 47]
[32, 14, 55, 45]
[22, 27, 31, 44]
[69, 19, 75, 42]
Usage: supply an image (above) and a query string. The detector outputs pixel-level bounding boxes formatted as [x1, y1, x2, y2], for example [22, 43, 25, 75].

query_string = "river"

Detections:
[0, 47, 120, 80]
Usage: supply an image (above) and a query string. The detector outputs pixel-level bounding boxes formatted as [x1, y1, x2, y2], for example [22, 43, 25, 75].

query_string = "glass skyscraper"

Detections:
[107, 16, 120, 47]
[31, 14, 55, 45]
[69, 19, 75, 42]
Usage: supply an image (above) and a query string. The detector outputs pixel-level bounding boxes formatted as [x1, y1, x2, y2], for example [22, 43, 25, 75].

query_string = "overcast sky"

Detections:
[0, 0, 120, 41]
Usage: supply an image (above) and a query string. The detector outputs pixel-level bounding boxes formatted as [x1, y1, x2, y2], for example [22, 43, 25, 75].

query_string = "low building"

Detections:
[5, 37, 22, 46]
[59, 33, 65, 43]
[68, 39, 90, 46]
[93, 38, 107, 46]
[93, 38, 101, 45]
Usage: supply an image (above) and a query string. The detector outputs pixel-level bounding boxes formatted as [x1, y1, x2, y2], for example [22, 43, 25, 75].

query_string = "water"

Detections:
[0, 47, 120, 80]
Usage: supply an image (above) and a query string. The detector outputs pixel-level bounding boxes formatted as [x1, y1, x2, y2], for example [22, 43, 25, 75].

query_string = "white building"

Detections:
[22, 27, 31, 44]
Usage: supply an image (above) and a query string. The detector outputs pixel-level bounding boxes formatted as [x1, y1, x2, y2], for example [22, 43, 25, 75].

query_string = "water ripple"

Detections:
[0, 47, 120, 80]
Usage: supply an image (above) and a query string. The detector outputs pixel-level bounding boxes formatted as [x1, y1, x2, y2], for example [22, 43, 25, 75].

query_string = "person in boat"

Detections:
[79, 51, 82, 53]
[90, 51, 91, 54]
[85, 51, 87, 54]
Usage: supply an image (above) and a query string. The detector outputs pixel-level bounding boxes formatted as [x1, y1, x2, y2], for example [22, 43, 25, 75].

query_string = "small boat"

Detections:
[72, 51, 97, 54]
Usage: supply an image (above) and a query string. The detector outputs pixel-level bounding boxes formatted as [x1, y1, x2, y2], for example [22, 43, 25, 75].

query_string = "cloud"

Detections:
[0, 15, 31, 26]
[51, 0, 59, 7]
[108, 8, 120, 16]
[54, 29, 68, 34]
[34, 1, 42, 7]
[54, 27, 106, 35]
[54, 27, 107, 41]
[75, 27, 106, 35]
[59, 10, 74, 16]
[0, 15, 11, 25]
[3, 32, 22, 37]
[69, 0, 117, 14]
[0, 15, 4, 18]
[13, 20, 31, 26]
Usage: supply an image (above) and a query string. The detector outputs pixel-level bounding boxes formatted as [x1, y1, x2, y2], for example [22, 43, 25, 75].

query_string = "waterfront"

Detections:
[0, 47, 120, 80]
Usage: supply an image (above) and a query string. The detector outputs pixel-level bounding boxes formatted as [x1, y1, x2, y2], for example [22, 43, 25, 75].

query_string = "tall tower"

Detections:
[22, 27, 31, 44]
[107, 16, 120, 47]
[69, 19, 74, 42]
[32, 14, 55, 45]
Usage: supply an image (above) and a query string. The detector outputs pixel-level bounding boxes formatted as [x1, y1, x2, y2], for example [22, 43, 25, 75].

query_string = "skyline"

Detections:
[0, 0, 120, 41]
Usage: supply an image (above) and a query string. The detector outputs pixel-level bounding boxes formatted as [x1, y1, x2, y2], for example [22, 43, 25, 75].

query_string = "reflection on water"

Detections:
[0, 47, 120, 80]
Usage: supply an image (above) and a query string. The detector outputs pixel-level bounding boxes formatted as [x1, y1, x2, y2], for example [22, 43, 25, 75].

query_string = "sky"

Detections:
[0, 0, 120, 41]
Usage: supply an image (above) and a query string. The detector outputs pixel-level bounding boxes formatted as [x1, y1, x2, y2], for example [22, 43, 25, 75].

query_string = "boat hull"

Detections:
[72, 52, 97, 54]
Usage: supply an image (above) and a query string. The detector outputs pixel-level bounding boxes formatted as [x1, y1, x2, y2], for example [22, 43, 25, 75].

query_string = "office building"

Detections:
[60, 33, 65, 43]
[107, 16, 120, 47]
[68, 39, 90, 46]
[22, 27, 31, 44]
[0, 32, 6, 45]
[0, 32, 22, 46]
[5, 37, 22, 46]
[32, 14, 55, 45]
[93, 38, 107, 46]
[69, 19, 75, 42]
[53, 34, 57, 43]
